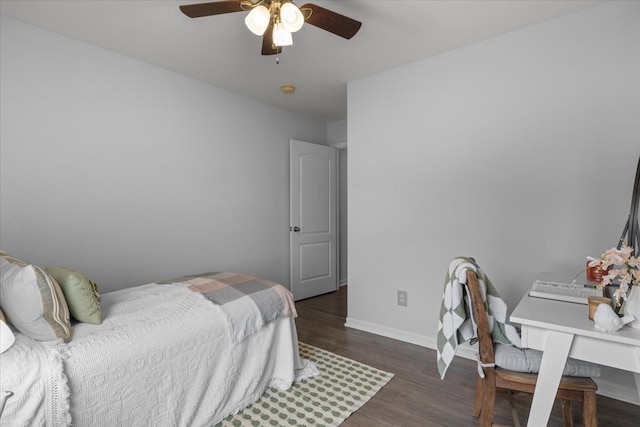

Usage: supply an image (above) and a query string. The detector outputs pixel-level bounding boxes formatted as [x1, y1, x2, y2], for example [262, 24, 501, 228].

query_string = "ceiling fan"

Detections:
[179, 0, 362, 55]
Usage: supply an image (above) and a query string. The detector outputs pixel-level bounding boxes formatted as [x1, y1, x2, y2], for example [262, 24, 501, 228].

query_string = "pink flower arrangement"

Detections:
[588, 243, 640, 300]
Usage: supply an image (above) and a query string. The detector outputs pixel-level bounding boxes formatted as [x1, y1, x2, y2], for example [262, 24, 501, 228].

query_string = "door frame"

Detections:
[332, 141, 347, 288]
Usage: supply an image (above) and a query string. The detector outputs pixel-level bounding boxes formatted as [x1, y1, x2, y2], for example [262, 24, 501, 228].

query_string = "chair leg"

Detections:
[507, 391, 521, 427]
[583, 391, 598, 427]
[479, 372, 496, 427]
[561, 399, 573, 427]
[473, 376, 483, 417]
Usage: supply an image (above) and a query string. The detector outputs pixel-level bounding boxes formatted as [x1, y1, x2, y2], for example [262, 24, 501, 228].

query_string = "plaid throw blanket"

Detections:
[163, 272, 297, 343]
[436, 257, 521, 379]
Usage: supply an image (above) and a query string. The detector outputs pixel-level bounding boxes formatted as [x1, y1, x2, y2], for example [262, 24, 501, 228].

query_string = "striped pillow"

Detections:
[0, 251, 72, 342]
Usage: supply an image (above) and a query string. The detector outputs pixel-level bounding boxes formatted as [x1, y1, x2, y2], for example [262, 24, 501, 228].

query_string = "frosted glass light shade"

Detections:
[280, 2, 304, 33]
[273, 23, 293, 46]
[244, 5, 270, 36]
[0, 320, 15, 353]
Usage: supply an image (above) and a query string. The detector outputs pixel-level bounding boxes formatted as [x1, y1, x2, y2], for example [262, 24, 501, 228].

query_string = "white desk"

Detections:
[510, 295, 640, 427]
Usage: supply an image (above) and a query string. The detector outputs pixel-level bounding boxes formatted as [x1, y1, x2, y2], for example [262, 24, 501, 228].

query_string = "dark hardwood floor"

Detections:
[294, 286, 640, 427]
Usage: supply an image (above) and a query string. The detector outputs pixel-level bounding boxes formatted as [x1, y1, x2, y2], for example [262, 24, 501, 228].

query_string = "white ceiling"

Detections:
[0, 0, 604, 122]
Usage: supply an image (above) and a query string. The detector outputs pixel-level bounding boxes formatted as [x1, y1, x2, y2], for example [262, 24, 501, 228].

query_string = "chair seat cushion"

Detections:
[494, 343, 600, 377]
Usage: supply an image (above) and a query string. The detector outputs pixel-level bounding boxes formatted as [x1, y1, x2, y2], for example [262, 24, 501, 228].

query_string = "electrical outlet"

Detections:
[397, 290, 408, 307]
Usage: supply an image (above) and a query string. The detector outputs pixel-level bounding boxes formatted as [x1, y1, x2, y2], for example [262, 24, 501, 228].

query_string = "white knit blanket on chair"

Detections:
[436, 257, 521, 379]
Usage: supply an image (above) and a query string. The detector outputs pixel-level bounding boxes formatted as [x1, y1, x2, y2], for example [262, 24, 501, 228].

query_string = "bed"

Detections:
[0, 254, 316, 427]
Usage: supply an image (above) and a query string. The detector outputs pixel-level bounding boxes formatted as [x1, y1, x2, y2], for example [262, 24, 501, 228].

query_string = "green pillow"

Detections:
[45, 266, 103, 325]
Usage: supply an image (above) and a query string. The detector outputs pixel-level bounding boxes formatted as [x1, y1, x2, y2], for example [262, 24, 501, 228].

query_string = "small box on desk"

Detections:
[587, 296, 612, 320]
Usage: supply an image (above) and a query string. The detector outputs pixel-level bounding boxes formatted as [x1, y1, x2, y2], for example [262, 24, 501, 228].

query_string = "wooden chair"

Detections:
[466, 270, 598, 427]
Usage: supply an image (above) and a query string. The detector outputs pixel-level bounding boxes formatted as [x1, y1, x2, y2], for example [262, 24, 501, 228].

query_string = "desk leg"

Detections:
[526, 330, 574, 427]
[635, 346, 640, 403]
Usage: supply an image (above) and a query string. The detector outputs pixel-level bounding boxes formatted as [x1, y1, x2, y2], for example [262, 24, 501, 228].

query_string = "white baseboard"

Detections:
[339, 279, 348, 287]
[593, 377, 640, 405]
[345, 317, 433, 347]
[344, 316, 640, 406]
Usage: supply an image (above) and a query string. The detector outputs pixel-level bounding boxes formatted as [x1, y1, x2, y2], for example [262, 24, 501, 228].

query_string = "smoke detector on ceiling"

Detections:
[281, 84, 296, 94]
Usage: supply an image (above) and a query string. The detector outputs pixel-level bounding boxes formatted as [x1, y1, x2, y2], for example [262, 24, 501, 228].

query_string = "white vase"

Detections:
[622, 286, 640, 328]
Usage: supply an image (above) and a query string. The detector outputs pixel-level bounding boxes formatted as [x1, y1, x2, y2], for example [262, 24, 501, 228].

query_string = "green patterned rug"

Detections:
[216, 342, 394, 426]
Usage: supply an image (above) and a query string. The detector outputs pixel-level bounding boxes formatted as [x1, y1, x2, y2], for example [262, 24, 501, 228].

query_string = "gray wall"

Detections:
[0, 16, 326, 293]
[347, 1, 640, 403]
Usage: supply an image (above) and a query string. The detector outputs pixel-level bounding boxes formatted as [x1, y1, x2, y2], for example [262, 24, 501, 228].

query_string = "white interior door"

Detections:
[290, 139, 337, 300]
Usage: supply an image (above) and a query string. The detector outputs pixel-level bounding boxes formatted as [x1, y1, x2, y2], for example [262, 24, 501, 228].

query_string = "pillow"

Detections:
[45, 266, 103, 324]
[0, 308, 16, 353]
[0, 253, 72, 342]
[494, 343, 600, 377]
[0, 250, 23, 264]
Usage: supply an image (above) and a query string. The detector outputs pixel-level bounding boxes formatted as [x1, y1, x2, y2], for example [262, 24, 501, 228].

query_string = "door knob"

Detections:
[293, 226, 301, 232]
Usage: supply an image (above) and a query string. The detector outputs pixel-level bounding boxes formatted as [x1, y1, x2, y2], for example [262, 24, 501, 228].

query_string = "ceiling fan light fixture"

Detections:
[180, 1, 362, 56]
[280, 2, 304, 33]
[273, 22, 293, 47]
[244, 4, 270, 36]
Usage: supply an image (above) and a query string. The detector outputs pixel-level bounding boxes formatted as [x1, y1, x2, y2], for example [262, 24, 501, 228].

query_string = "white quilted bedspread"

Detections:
[0, 283, 315, 427]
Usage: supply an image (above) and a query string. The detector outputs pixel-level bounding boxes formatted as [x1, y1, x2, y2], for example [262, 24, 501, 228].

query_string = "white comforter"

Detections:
[0, 283, 315, 426]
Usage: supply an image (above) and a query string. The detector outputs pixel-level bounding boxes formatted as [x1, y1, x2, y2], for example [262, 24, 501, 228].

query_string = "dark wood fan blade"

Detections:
[261, 21, 282, 55]
[300, 3, 362, 39]
[180, 1, 244, 18]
